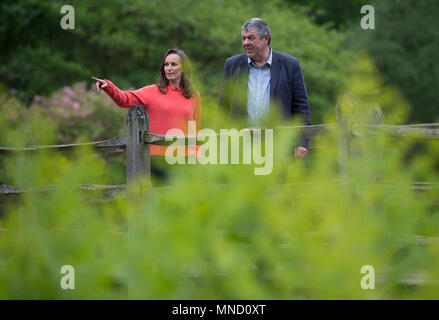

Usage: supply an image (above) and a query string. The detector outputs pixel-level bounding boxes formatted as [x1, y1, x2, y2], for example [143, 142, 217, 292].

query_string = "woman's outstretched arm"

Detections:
[92, 76, 144, 108]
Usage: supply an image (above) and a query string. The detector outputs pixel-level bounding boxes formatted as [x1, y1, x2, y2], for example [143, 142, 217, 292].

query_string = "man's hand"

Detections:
[92, 77, 108, 93]
[294, 146, 308, 158]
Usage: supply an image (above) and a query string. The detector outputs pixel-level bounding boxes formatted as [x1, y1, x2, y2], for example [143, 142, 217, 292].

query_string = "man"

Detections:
[218, 18, 310, 158]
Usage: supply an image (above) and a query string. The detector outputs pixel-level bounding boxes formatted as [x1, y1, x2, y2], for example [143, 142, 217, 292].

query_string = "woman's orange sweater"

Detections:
[103, 81, 201, 156]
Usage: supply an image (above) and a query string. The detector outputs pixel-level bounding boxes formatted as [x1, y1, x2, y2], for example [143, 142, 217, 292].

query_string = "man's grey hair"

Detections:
[242, 18, 271, 46]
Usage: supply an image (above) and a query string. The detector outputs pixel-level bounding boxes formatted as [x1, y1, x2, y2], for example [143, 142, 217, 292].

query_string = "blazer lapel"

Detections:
[270, 50, 281, 98]
[239, 55, 249, 109]
[236, 54, 249, 77]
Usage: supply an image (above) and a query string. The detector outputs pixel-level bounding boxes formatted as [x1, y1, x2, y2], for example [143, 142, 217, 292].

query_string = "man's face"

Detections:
[242, 28, 269, 61]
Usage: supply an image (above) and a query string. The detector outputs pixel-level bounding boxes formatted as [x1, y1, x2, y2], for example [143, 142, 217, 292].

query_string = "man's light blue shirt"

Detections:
[247, 48, 272, 126]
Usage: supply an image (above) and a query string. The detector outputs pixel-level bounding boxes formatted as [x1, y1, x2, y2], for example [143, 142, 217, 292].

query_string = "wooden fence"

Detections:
[1, 101, 439, 200]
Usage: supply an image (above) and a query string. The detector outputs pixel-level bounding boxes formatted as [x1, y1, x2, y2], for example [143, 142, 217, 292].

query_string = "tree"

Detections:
[290, 0, 367, 29]
[348, 0, 439, 123]
[1, 0, 353, 123]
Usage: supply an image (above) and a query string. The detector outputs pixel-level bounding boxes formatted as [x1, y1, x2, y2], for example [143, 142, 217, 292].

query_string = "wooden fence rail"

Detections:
[0, 136, 127, 154]
[1, 102, 438, 288]
[1, 103, 439, 194]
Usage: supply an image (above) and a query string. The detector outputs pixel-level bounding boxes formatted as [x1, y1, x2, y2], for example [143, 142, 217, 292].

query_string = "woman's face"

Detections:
[164, 53, 182, 84]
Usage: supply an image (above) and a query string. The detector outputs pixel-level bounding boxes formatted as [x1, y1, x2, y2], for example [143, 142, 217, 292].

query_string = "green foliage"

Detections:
[0, 56, 438, 299]
[289, 0, 368, 29]
[0, 148, 128, 298]
[1, 0, 353, 124]
[348, 0, 439, 123]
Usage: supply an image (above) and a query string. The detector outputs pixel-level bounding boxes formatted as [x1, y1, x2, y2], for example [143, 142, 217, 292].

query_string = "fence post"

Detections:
[125, 105, 151, 190]
[125, 105, 151, 297]
[363, 103, 384, 183]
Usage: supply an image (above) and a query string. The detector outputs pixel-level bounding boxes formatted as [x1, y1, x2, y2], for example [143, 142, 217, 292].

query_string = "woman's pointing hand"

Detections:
[92, 77, 108, 93]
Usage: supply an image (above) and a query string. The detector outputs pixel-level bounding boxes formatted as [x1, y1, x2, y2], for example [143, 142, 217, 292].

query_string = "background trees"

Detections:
[1, 0, 351, 125]
[2, 0, 438, 126]
[348, 0, 439, 123]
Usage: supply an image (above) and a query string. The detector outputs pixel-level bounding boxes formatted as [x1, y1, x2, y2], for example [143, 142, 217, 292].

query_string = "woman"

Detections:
[93, 48, 201, 184]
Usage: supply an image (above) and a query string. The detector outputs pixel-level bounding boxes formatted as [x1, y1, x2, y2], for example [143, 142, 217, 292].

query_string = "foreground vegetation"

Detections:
[1, 57, 438, 299]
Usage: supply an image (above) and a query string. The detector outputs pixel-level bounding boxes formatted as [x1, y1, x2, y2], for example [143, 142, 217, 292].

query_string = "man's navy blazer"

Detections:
[218, 49, 310, 147]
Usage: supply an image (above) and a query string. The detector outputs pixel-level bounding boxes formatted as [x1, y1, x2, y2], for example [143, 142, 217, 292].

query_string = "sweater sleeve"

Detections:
[102, 80, 147, 108]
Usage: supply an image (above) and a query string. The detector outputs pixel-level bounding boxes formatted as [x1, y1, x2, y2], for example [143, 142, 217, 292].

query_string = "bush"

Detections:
[0, 82, 128, 185]
[30, 82, 126, 144]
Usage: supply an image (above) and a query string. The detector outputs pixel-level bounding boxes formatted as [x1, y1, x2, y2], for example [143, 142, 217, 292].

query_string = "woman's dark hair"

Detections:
[157, 48, 196, 99]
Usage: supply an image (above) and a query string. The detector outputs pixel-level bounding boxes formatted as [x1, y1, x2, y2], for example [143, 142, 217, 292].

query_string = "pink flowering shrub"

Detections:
[30, 82, 127, 144]
[0, 83, 129, 185]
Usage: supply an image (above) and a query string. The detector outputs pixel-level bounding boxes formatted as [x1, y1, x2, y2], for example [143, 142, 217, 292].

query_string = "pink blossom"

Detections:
[63, 86, 74, 96]
[63, 96, 70, 104]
